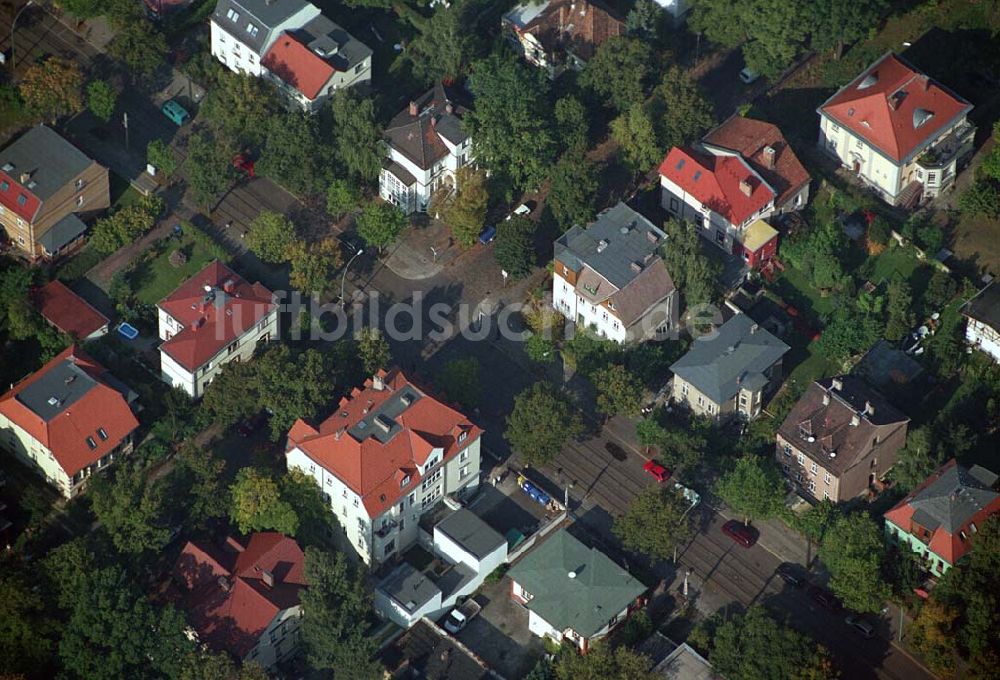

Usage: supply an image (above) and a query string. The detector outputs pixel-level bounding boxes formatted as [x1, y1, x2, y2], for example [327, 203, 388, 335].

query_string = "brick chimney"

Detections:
[831, 377, 843, 392]
[225, 535, 246, 552]
[864, 400, 875, 417]
[222, 278, 235, 294]
[19, 171, 30, 184]
[409, 101, 418, 116]
[762, 146, 776, 169]
[261, 570, 274, 588]
[739, 179, 752, 197]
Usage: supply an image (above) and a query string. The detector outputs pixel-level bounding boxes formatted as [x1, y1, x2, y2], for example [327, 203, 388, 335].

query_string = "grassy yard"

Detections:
[129, 229, 220, 305]
[770, 267, 836, 319]
[109, 172, 143, 211]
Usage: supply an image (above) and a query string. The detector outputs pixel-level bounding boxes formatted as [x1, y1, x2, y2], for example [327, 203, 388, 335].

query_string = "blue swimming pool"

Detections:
[117, 322, 139, 340]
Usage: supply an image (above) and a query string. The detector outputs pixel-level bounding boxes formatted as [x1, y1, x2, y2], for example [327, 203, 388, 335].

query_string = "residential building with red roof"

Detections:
[380, 84, 474, 214]
[658, 115, 810, 266]
[262, 15, 371, 112]
[817, 52, 974, 208]
[286, 368, 483, 565]
[0, 125, 110, 261]
[0, 346, 139, 498]
[171, 532, 307, 669]
[884, 460, 999, 577]
[156, 260, 277, 398]
[33, 280, 109, 341]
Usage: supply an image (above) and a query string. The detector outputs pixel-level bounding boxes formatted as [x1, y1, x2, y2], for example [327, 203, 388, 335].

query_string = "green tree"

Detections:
[439, 166, 489, 248]
[818, 513, 889, 613]
[614, 486, 692, 561]
[892, 426, 942, 491]
[815, 305, 881, 363]
[527, 334, 556, 362]
[107, 20, 167, 78]
[611, 104, 661, 172]
[61, 0, 103, 18]
[909, 599, 960, 676]
[42, 538, 98, 611]
[493, 215, 535, 278]
[809, 0, 885, 58]
[437, 357, 481, 410]
[548, 152, 598, 231]
[247, 210, 297, 263]
[885, 274, 915, 342]
[554, 642, 656, 680]
[229, 467, 299, 536]
[505, 382, 584, 466]
[593, 364, 644, 417]
[185, 129, 236, 207]
[793, 499, 839, 567]
[257, 112, 333, 196]
[634, 417, 705, 474]
[281, 469, 340, 549]
[924, 270, 957, 311]
[18, 57, 84, 122]
[147, 138, 177, 178]
[625, 0, 659, 39]
[331, 90, 383, 184]
[867, 216, 892, 246]
[256, 345, 338, 438]
[741, 1, 810, 79]
[89, 464, 171, 555]
[663, 219, 721, 307]
[580, 36, 653, 113]
[287, 238, 344, 298]
[467, 52, 555, 190]
[406, 1, 473, 84]
[175, 443, 229, 530]
[650, 67, 716, 150]
[300, 547, 382, 679]
[179, 652, 269, 680]
[714, 455, 785, 524]
[201, 71, 280, 148]
[688, 0, 745, 50]
[357, 201, 407, 251]
[327, 179, 361, 220]
[357, 327, 391, 375]
[202, 359, 261, 430]
[86, 79, 117, 122]
[0, 568, 53, 676]
[554, 95, 589, 155]
[89, 195, 165, 254]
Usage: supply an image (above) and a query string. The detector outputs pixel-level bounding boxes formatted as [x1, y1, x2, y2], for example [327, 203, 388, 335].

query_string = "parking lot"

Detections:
[455, 577, 545, 679]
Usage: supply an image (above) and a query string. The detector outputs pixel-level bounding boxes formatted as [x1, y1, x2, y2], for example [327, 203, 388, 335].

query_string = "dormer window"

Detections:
[85, 436, 97, 450]
[226, 7, 239, 21]
[458, 430, 468, 443]
[400, 475, 410, 488]
[97, 427, 108, 441]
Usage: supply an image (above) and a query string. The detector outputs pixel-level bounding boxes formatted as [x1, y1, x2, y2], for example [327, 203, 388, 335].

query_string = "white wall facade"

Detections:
[660, 174, 775, 253]
[210, 4, 320, 75]
[966, 319, 1000, 364]
[242, 606, 302, 670]
[374, 583, 443, 629]
[380, 135, 474, 214]
[269, 54, 372, 113]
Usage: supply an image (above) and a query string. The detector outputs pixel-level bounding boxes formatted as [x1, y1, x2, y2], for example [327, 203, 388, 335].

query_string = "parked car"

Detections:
[739, 67, 760, 84]
[643, 460, 671, 483]
[161, 99, 190, 126]
[478, 225, 497, 245]
[721, 519, 758, 548]
[605, 441, 628, 461]
[809, 586, 843, 612]
[845, 614, 875, 639]
[443, 599, 482, 634]
[775, 562, 806, 588]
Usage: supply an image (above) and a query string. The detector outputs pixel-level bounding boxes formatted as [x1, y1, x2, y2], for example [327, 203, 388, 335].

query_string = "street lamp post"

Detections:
[10, 0, 34, 72]
[340, 246, 365, 304]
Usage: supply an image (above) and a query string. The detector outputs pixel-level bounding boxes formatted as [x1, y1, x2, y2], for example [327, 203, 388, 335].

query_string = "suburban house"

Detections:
[552, 202, 679, 343]
[659, 115, 809, 265]
[508, 527, 646, 653]
[775, 376, 909, 503]
[156, 260, 277, 398]
[210, 0, 320, 76]
[33, 280, 109, 341]
[817, 52, 974, 208]
[286, 369, 483, 566]
[171, 532, 307, 669]
[379, 84, 473, 214]
[652, 642, 719, 679]
[374, 508, 506, 628]
[381, 619, 491, 679]
[262, 15, 371, 111]
[502, 0, 624, 78]
[0, 125, 110, 261]
[962, 280, 1000, 363]
[669, 313, 789, 420]
[0, 346, 139, 498]
[884, 460, 1000, 576]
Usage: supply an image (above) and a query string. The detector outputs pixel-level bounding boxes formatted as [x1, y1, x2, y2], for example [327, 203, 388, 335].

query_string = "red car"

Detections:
[721, 519, 758, 548]
[643, 460, 671, 483]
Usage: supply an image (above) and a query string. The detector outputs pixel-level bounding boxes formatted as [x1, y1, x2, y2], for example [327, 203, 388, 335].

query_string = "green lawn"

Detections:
[867, 243, 920, 284]
[129, 230, 219, 305]
[109, 173, 143, 211]
[771, 267, 836, 318]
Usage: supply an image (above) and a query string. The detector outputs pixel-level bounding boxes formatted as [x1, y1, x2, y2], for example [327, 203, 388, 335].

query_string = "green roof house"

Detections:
[508, 528, 646, 653]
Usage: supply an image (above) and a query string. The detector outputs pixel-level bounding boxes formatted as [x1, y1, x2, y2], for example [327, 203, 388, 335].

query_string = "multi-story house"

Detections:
[172, 532, 308, 669]
[817, 52, 974, 208]
[0, 125, 110, 261]
[552, 202, 678, 343]
[286, 368, 483, 566]
[669, 313, 789, 420]
[0, 346, 139, 498]
[659, 115, 809, 265]
[380, 84, 473, 214]
[156, 261, 277, 398]
[210, 0, 320, 76]
[262, 15, 371, 112]
[502, 0, 623, 78]
[776, 376, 909, 503]
[962, 280, 1000, 363]
[884, 459, 999, 576]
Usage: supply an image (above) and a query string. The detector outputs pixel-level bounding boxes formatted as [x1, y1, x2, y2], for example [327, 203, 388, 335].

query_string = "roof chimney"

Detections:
[373, 373, 385, 391]
[630, 261, 642, 273]
[222, 278, 235, 294]
[739, 179, 753, 197]
[762, 146, 776, 169]
[261, 570, 274, 588]
[851, 414, 860, 427]
[225, 536, 246, 552]
[822, 393, 830, 406]
[19, 171, 31, 185]
[445, 102, 454, 115]
[864, 400, 874, 417]
[750, 323, 758, 335]
[409, 100, 418, 116]
[430, 116, 437, 128]
[831, 378, 843, 392]
[218, 576, 231, 592]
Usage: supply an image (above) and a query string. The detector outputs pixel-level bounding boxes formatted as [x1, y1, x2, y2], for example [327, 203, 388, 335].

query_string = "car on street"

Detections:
[809, 586, 843, 612]
[161, 99, 190, 126]
[721, 519, 758, 548]
[605, 441, 628, 461]
[643, 460, 671, 483]
[478, 225, 497, 244]
[775, 562, 806, 587]
[845, 614, 876, 639]
[443, 598, 482, 634]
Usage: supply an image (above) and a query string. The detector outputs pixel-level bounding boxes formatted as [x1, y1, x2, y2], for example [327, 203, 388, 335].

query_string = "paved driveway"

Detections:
[455, 578, 544, 679]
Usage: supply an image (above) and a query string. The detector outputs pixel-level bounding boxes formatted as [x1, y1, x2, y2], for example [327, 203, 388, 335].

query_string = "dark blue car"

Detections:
[478, 225, 497, 245]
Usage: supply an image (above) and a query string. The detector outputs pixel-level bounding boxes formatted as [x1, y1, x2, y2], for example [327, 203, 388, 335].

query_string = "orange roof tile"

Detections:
[659, 147, 775, 226]
[262, 32, 336, 101]
[33, 280, 109, 339]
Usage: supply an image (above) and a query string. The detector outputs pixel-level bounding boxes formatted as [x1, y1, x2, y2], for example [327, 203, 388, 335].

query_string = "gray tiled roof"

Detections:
[435, 508, 505, 561]
[16, 359, 98, 421]
[212, 0, 311, 53]
[508, 528, 645, 638]
[378, 562, 441, 613]
[963, 280, 1000, 334]
[0, 126, 94, 203]
[908, 462, 998, 534]
[347, 383, 423, 444]
[384, 84, 469, 171]
[38, 213, 88, 254]
[297, 14, 371, 69]
[670, 313, 789, 404]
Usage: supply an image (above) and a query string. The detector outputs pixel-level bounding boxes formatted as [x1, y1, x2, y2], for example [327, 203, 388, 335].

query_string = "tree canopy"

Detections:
[331, 90, 383, 184]
[493, 215, 535, 279]
[86, 80, 117, 122]
[818, 513, 889, 613]
[505, 382, 584, 466]
[663, 219, 721, 308]
[107, 20, 167, 79]
[89, 464, 171, 555]
[714, 455, 785, 524]
[356, 328, 392, 375]
[437, 357, 481, 410]
[579, 36, 654, 113]
[246, 211, 297, 263]
[614, 486, 693, 561]
[405, 1, 473, 84]
[553, 642, 657, 680]
[548, 152, 598, 231]
[19, 57, 84, 122]
[593, 364, 644, 417]
[650, 67, 716, 150]
[357, 201, 408, 251]
[611, 104, 661, 173]
[229, 467, 300, 536]
[438, 166, 489, 248]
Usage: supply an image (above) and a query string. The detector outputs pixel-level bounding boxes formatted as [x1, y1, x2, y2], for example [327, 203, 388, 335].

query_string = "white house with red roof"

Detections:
[156, 260, 277, 398]
[0, 346, 139, 498]
[285, 368, 483, 566]
[172, 532, 307, 669]
[33, 280, 109, 341]
[817, 52, 974, 208]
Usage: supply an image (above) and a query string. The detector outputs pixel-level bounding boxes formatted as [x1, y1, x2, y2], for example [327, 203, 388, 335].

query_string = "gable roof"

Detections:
[211, 0, 313, 53]
[384, 84, 470, 171]
[884, 459, 1000, 565]
[508, 528, 645, 638]
[818, 52, 972, 164]
[778, 376, 909, 476]
[702, 115, 810, 209]
[157, 260, 275, 372]
[963, 280, 1000, 335]
[173, 532, 307, 658]
[0, 125, 97, 223]
[0, 346, 138, 477]
[670, 313, 789, 404]
[287, 368, 483, 518]
[658, 147, 775, 226]
[503, 0, 624, 62]
[34, 280, 109, 339]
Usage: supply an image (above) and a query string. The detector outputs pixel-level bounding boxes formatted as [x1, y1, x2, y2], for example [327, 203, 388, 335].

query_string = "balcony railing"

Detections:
[375, 519, 398, 539]
[916, 121, 976, 170]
